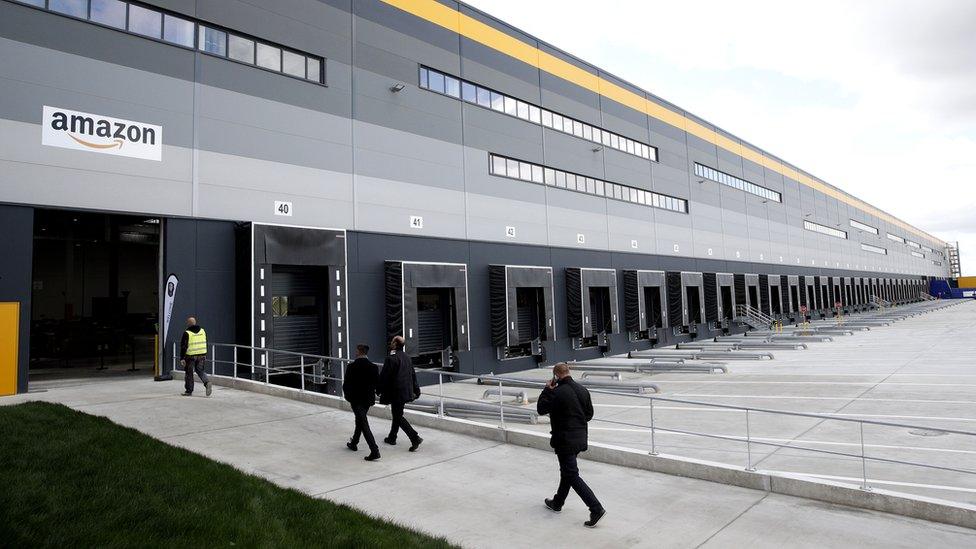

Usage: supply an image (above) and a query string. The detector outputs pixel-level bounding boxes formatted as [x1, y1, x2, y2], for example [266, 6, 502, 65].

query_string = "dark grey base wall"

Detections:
[344, 230, 919, 376]
[161, 218, 237, 375]
[0, 204, 33, 393]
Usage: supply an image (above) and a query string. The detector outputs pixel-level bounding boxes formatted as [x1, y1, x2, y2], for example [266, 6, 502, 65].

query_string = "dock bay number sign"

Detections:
[42, 106, 162, 161]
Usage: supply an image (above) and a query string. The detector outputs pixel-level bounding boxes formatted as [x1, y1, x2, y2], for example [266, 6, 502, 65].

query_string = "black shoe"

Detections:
[364, 451, 381, 462]
[346, 440, 358, 452]
[180, 392, 192, 396]
[408, 437, 423, 452]
[584, 508, 606, 528]
[544, 499, 562, 513]
[205, 382, 213, 397]
[384, 437, 396, 446]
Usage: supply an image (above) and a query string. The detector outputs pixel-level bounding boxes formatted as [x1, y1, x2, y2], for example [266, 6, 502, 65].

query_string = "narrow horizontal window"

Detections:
[420, 66, 657, 162]
[861, 243, 887, 255]
[886, 233, 905, 244]
[804, 220, 847, 239]
[906, 240, 921, 249]
[911, 251, 924, 258]
[695, 163, 782, 203]
[849, 219, 878, 234]
[488, 153, 686, 214]
[19, 0, 326, 85]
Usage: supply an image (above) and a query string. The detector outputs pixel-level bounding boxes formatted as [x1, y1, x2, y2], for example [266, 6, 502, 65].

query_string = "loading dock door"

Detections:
[720, 286, 734, 320]
[703, 273, 719, 324]
[251, 223, 347, 384]
[386, 261, 470, 366]
[489, 265, 555, 354]
[715, 273, 734, 323]
[567, 268, 618, 344]
[623, 270, 666, 340]
[270, 266, 328, 366]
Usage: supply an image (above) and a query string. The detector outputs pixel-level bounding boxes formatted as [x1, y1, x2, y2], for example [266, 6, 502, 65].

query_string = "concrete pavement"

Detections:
[4, 377, 975, 548]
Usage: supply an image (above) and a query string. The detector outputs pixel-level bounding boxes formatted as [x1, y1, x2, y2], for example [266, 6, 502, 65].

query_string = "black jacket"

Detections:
[179, 325, 204, 361]
[537, 376, 593, 454]
[343, 357, 379, 407]
[378, 349, 420, 405]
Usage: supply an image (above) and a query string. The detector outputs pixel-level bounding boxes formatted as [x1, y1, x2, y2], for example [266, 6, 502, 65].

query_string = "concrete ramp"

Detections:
[3, 378, 975, 547]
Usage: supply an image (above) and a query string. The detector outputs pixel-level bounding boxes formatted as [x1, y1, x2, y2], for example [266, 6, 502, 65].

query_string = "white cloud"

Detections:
[464, 0, 976, 274]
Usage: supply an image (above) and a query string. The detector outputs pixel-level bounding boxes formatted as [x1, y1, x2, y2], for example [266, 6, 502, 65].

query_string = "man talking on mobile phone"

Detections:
[537, 362, 606, 528]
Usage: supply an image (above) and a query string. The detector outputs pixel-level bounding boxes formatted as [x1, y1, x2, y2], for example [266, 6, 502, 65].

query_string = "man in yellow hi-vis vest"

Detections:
[180, 316, 212, 397]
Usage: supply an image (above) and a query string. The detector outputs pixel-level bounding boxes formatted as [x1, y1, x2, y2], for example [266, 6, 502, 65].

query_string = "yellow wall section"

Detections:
[957, 276, 976, 288]
[380, 0, 943, 246]
[0, 302, 18, 396]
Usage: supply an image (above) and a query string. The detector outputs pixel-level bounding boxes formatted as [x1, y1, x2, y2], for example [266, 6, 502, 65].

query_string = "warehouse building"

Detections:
[0, 0, 948, 395]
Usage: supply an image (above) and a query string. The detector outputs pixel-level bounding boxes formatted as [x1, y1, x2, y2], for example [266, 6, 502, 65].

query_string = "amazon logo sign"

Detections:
[42, 106, 162, 161]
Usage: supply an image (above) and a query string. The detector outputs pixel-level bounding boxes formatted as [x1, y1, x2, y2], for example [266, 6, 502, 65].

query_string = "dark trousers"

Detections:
[351, 403, 378, 452]
[387, 401, 419, 442]
[184, 357, 209, 394]
[553, 451, 602, 512]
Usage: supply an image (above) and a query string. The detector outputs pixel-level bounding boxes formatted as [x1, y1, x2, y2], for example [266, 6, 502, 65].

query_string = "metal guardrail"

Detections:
[195, 338, 976, 493]
[735, 304, 774, 330]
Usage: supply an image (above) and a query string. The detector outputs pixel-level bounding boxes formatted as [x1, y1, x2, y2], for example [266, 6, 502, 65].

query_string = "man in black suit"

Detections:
[343, 344, 380, 461]
[378, 335, 423, 452]
[537, 362, 606, 528]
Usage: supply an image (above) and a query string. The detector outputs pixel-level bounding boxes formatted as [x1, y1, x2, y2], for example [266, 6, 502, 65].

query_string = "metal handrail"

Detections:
[197, 342, 976, 492]
[735, 304, 773, 327]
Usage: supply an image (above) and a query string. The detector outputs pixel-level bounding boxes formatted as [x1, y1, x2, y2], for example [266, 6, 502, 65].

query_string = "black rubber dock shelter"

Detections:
[489, 265, 555, 360]
[385, 261, 471, 368]
[566, 268, 619, 350]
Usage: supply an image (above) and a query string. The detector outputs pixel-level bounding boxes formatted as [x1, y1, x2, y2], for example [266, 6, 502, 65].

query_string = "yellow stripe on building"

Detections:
[380, 0, 943, 246]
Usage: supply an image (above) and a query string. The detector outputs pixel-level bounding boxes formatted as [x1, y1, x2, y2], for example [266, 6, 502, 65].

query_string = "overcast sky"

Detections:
[465, 0, 976, 275]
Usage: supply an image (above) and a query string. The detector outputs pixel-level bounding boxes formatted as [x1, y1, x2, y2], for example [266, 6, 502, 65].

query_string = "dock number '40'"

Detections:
[274, 201, 293, 216]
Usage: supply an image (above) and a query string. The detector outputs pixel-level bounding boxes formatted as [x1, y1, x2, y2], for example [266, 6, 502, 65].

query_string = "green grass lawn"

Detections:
[0, 402, 456, 548]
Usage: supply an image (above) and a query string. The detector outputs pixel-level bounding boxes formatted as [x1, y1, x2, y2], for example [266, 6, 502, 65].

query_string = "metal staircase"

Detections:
[870, 295, 891, 308]
[735, 304, 774, 330]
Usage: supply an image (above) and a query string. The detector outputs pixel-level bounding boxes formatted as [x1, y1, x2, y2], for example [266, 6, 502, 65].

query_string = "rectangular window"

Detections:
[849, 219, 879, 234]
[306, 58, 321, 82]
[861, 243, 887, 255]
[462, 82, 477, 103]
[418, 66, 658, 162]
[886, 233, 905, 244]
[163, 14, 195, 47]
[128, 4, 161, 39]
[695, 162, 781, 203]
[477, 87, 491, 108]
[804, 220, 847, 239]
[444, 75, 460, 98]
[199, 26, 226, 56]
[428, 70, 445, 94]
[282, 50, 305, 78]
[488, 153, 685, 214]
[90, 0, 126, 28]
[26, 0, 326, 85]
[255, 43, 280, 71]
[50, 0, 88, 18]
[906, 240, 921, 249]
[911, 251, 924, 258]
[921, 245, 932, 253]
[228, 34, 255, 64]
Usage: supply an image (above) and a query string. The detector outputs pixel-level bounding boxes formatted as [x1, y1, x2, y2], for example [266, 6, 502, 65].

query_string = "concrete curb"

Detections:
[179, 372, 976, 531]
